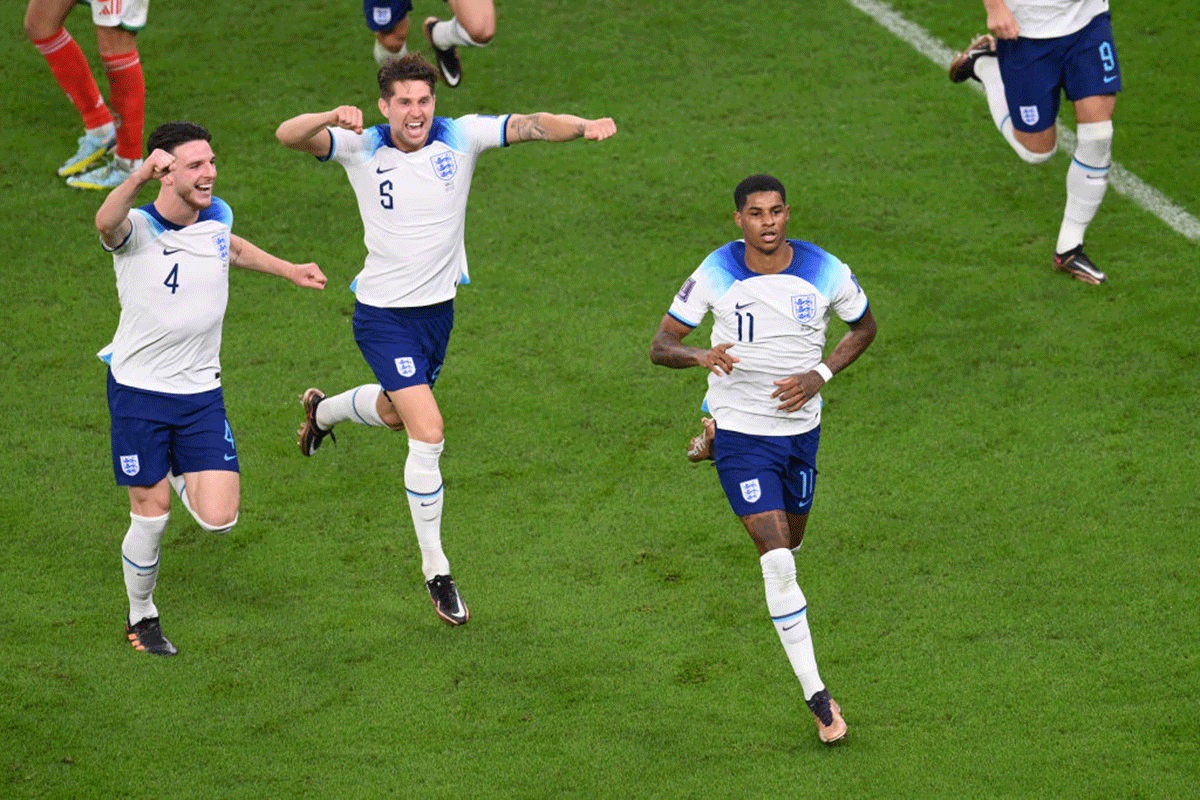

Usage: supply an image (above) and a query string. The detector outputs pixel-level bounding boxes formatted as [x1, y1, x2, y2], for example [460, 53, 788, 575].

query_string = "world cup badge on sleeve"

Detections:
[791, 294, 817, 323]
[677, 277, 696, 302]
[430, 151, 457, 181]
[395, 357, 416, 378]
[212, 232, 230, 264]
[739, 478, 761, 503]
[120, 454, 140, 476]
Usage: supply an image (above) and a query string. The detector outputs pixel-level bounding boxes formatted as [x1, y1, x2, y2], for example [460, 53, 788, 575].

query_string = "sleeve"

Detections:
[829, 261, 869, 324]
[103, 208, 150, 255]
[456, 114, 511, 155]
[667, 252, 728, 328]
[326, 126, 375, 167]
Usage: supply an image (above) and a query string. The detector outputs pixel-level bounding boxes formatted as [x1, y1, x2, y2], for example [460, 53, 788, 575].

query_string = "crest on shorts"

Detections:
[430, 150, 457, 181]
[212, 232, 229, 263]
[120, 454, 140, 476]
[395, 357, 416, 378]
[372, 6, 392, 25]
[739, 478, 761, 503]
[791, 294, 817, 323]
[1020, 105, 1040, 127]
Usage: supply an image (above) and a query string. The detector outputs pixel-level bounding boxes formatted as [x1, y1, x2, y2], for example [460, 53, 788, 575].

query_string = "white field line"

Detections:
[846, 0, 1200, 240]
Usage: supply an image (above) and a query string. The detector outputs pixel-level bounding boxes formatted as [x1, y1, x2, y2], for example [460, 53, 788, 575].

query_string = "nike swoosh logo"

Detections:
[782, 620, 804, 631]
[1103, 75, 1118, 83]
[375, 165, 398, 174]
[224, 454, 237, 461]
[163, 248, 182, 256]
[734, 302, 755, 310]
[420, 500, 439, 507]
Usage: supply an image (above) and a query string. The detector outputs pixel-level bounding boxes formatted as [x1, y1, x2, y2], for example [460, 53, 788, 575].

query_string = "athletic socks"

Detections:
[32, 27, 113, 130]
[374, 40, 407, 65]
[101, 50, 145, 161]
[122, 511, 168, 624]
[406, 438, 450, 580]
[316, 384, 389, 430]
[430, 18, 485, 49]
[761, 547, 825, 700]
[1057, 120, 1113, 253]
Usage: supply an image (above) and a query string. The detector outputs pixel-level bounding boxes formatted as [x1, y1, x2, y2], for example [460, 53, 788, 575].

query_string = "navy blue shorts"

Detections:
[713, 426, 820, 517]
[107, 371, 238, 486]
[353, 300, 453, 392]
[997, 12, 1121, 133]
[363, 0, 413, 32]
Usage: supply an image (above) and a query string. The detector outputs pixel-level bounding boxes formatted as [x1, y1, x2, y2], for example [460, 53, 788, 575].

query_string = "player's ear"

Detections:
[378, 97, 388, 118]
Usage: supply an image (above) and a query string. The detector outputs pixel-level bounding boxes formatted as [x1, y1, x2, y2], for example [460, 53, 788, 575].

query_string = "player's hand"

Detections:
[584, 118, 617, 141]
[703, 342, 739, 376]
[142, 148, 176, 181]
[771, 370, 825, 412]
[329, 106, 364, 134]
[986, 5, 1019, 39]
[290, 262, 327, 289]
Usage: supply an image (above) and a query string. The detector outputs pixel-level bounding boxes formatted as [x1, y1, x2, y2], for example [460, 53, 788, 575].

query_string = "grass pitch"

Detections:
[2, 0, 1197, 796]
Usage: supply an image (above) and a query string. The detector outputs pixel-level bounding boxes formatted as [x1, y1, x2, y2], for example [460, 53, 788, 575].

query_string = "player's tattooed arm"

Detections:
[506, 113, 616, 144]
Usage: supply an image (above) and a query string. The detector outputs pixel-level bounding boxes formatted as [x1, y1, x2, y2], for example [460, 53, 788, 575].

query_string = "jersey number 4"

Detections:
[164, 263, 180, 294]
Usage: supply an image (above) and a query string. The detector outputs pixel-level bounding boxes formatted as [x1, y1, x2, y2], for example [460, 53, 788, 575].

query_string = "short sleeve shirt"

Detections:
[668, 239, 868, 436]
[1007, 0, 1109, 39]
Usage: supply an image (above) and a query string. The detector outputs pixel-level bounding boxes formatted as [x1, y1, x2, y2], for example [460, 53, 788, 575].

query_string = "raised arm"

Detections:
[275, 106, 365, 157]
[650, 314, 739, 376]
[227, 234, 327, 289]
[95, 149, 174, 248]
[505, 113, 617, 144]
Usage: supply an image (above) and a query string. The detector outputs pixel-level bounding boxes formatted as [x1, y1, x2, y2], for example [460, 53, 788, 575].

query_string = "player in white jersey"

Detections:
[275, 54, 615, 628]
[650, 175, 877, 745]
[949, 0, 1120, 284]
[96, 121, 326, 655]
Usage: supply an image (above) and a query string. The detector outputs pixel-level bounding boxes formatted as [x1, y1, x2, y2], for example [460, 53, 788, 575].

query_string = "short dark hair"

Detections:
[378, 53, 438, 99]
[146, 121, 211, 156]
[734, 174, 787, 211]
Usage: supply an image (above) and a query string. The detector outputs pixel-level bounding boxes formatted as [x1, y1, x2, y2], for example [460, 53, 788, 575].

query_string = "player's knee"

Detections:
[1074, 120, 1113, 168]
[1016, 141, 1056, 165]
[463, 20, 495, 45]
[25, 15, 59, 41]
[193, 507, 238, 534]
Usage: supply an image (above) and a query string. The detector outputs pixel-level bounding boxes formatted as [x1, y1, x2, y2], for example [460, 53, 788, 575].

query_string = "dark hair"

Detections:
[734, 174, 787, 211]
[378, 53, 438, 99]
[146, 121, 211, 156]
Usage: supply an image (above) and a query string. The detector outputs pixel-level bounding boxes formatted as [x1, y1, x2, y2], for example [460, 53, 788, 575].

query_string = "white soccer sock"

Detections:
[761, 547, 824, 700]
[406, 438, 449, 580]
[1056, 121, 1113, 254]
[975, 57, 1056, 165]
[122, 511, 168, 624]
[374, 40, 407, 66]
[87, 121, 115, 139]
[432, 18, 485, 49]
[316, 384, 389, 430]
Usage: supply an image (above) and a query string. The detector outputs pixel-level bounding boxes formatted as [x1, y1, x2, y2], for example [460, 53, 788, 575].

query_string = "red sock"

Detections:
[103, 50, 145, 161]
[32, 27, 112, 130]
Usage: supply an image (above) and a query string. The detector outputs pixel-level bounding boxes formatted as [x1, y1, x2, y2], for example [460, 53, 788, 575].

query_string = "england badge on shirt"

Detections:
[740, 478, 761, 503]
[120, 454, 140, 476]
[395, 357, 416, 378]
[430, 150, 457, 181]
[791, 294, 816, 323]
[212, 232, 230, 263]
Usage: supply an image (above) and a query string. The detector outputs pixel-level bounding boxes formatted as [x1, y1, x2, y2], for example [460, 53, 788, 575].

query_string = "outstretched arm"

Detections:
[227, 234, 327, 289]
[650, 314, 738, 376]
[275, 106, 364, 157]
[505, 113, 617, 144]
[95, 149, 175, 248]
[771, 309, 878, 412]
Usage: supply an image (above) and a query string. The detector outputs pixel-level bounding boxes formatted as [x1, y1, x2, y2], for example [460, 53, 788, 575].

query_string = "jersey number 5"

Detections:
[379, 180, 394, 210]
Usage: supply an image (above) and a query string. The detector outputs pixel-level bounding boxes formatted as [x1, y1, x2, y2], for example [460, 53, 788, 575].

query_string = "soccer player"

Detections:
[363, 0, 495, 86]
[650, 174, 877, 745]
[97, 121, 326, 655]
[949, 0, 1121, 285]
[25, 0, 148, 189]
[275, 54, 615, 627]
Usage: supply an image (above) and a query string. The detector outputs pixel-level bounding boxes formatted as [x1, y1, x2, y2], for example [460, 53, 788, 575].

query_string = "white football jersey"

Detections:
[1005, 0, 1109, 39]
[668, 239, 869, 437]
[98, 199, 233, 394]
[326, 116, 509, 308]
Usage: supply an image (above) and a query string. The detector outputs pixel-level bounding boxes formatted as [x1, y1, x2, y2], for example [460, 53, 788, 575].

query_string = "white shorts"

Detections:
[89, 0, 149, 31]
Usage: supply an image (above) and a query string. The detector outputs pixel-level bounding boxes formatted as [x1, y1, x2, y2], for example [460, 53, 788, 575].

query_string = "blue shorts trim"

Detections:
[713, 426, 820, 517]
[997, 13, 1121, 133]
[353, 300, 454, 392]
[107, 372, 238, 486]
[363, 0, 413, 32]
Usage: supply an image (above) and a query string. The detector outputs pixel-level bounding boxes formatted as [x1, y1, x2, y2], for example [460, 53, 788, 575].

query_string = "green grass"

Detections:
[2, 0, 1198, 796]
